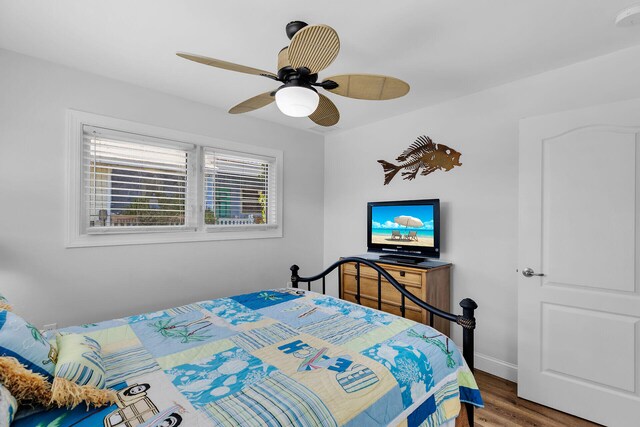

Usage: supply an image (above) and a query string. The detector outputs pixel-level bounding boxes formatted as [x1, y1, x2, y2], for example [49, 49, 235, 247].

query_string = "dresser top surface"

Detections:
[346, 253, 451, 270]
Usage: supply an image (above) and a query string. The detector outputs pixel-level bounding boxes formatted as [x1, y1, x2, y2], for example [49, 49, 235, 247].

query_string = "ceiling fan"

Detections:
[176, 21, 410, 127]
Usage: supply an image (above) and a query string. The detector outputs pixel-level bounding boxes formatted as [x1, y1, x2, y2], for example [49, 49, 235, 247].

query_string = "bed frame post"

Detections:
[460, 298, 477, 372]
[459, 297, 478, 427]
[290, 265, 300, 289]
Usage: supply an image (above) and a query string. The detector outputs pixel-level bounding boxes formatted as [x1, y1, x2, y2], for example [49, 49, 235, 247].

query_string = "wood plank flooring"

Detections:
[474, 370, 601, 427]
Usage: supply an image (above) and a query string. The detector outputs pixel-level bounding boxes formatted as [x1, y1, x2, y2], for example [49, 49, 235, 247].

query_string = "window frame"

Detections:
[202, 147, 278, 232]
[66, 110, 283, 248]
[83, 125, 198, 234]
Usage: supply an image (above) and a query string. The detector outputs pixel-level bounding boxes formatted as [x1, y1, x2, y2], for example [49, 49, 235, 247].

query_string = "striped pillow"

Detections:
[0, 383, 17, 425]
[55, 334, 106, 388]
[51, 334, 115, 409]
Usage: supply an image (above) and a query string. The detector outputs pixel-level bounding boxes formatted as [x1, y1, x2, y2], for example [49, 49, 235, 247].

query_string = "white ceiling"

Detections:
[2, 0, 640, 133]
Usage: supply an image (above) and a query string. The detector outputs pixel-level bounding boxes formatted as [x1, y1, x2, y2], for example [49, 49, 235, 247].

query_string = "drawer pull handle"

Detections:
[399, 271, 405, 277]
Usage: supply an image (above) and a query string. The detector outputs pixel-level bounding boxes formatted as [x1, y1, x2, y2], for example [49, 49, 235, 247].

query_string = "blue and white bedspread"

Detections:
[16, 289, 483, 427]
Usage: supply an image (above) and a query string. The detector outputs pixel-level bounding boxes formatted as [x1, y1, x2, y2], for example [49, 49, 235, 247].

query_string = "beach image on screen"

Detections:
[371, 205, 435, 247]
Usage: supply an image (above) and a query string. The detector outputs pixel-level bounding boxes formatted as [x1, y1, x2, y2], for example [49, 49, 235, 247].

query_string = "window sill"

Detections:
[66, 227, 283, 248]
[205, 224, 278, 232]
[87, 225, 195, 235]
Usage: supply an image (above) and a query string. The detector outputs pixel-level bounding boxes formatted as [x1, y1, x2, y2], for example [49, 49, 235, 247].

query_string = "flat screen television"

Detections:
[367, 199, 440, 261]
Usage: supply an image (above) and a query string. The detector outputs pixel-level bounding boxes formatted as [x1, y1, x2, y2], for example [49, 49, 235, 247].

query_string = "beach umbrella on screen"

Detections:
[394, 216, 423, 228]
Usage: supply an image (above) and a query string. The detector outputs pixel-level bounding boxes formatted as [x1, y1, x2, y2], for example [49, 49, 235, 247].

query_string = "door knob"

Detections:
[522, 267, 544, 277]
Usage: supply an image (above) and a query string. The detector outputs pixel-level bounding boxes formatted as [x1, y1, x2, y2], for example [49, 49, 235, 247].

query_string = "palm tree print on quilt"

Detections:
[130, 310, 238, 358]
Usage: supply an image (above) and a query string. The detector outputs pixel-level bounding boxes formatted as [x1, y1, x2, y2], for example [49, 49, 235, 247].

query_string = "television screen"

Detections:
[367, 199, 440, 258]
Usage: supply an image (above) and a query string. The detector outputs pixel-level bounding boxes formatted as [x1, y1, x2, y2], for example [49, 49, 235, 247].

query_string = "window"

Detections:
[84, 126, 194, 231]
[203, 150, 276, 227]
[67, 111, 283, 247]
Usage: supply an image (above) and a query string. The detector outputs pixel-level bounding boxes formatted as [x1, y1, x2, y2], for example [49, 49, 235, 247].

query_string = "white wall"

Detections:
[0, 49, 324, 328]
[5, 41, 640, 381]
[324, 44, 640, 381]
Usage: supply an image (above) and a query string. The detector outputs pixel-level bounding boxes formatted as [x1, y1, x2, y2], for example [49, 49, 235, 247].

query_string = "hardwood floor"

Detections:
[473, 370, 601, 427]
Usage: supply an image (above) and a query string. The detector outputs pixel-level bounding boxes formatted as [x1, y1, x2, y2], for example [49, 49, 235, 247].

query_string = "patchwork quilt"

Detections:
[16, 289, 483, 427]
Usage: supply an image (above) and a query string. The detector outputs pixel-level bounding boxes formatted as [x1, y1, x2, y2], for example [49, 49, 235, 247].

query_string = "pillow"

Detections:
[50, 334, 116, 409]
[0, 356, 52, 407]
[0, 383, 17, 425]
[0, 293, 12, 312]
[0, 310, 57, 406]
[0, 310, 57, 379]
[0, 309, 57, 406]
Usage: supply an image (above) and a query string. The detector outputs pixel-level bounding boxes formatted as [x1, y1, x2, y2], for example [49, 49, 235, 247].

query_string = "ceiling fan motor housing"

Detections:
[275, 78, 318, 94]
[277, 47, 319, 85]
[286, 21, 308, 39]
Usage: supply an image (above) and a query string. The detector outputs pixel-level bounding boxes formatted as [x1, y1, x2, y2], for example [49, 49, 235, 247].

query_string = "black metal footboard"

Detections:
[290, 257, 477, 427]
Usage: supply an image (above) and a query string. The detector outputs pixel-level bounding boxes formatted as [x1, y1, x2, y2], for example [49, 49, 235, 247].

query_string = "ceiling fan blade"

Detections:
[277, 47, 291, 71]
[324, 74, 410, 100]
[177, 52, 278, 80]
[309, 94, 340, 127]
[288, 25, 340, 74]
[229, 91, 275, 114]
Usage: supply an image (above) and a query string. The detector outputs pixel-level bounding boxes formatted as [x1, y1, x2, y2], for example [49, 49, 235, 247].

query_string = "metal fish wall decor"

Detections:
[377, 135, 462, 185]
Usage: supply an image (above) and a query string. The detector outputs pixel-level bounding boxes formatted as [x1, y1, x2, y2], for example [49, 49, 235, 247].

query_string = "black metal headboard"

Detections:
[290, 256, 477, 426]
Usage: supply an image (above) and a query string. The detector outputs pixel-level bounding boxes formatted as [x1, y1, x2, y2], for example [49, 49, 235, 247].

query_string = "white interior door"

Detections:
[518, 98, 640, 426]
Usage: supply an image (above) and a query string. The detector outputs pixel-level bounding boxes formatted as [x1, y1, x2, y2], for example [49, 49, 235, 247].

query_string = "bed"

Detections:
[14, 258, 483, 427]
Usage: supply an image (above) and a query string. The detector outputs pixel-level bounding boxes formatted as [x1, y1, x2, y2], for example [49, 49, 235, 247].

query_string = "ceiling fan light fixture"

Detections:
[275, 85, 319, 117]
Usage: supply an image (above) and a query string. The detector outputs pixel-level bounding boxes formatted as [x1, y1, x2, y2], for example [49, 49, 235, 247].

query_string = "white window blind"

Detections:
[69, 111, 283, 246]
[83, 126, 193, 231]
[204, 149, 277, 228]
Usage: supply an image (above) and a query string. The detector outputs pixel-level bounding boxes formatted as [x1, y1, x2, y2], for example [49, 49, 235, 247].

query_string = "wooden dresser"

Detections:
[339, 257, 451, 336]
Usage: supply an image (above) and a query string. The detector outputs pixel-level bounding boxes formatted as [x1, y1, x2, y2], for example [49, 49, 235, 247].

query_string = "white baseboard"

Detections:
[455, 345, 518, 382]
[474, 352, 518, 382]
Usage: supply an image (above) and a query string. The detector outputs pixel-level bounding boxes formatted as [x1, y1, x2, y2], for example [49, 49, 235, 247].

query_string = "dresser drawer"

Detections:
[342, 274, 422, 310]
[342, 292, 423, 323]
[339, 259, 450, 335]
[342, 263, 423, 287]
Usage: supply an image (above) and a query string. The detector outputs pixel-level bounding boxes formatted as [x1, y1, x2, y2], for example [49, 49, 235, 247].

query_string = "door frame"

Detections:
[517, 98, 640, 425]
